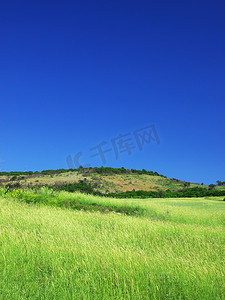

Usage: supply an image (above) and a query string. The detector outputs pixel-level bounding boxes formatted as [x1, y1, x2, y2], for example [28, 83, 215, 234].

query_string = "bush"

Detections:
[107, 187, 225, 199]
[208, 184, 216, 190]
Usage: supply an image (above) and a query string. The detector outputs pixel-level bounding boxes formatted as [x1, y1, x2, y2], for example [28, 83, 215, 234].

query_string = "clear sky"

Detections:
[0, 0, 224, 184]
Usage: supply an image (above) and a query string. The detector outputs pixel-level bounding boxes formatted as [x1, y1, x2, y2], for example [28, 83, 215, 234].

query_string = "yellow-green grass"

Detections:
[88, 173, 199, 193]
[0, 191, 224, 299]
[2, 171, 84, 187]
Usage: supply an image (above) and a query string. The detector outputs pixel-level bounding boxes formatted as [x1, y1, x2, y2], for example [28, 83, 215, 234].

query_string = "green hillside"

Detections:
[1, 167, 224, 197]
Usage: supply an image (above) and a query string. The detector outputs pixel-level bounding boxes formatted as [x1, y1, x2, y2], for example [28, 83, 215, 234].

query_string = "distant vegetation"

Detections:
[4, 181, 225, 199]
[50, 181, 102, 195]
[50, 183, 225, 198]
[1, 167, 225, 199]
[107, 187, 225, 198]
[0, 169, 70, 176]
[0, 166, 167, 177]
[78, 166, 167, 177]
[216, 180, 225, 186]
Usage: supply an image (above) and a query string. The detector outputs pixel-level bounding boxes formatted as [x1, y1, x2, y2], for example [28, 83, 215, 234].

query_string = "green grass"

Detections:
[0, 188, 148, 217]
[0, 189, 224, 299]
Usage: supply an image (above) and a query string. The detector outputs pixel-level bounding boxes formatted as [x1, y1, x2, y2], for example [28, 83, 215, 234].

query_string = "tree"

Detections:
[208, 184, 216, 190]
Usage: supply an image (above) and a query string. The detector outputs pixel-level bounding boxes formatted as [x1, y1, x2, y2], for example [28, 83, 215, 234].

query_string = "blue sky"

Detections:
[0, 0, 224, 184]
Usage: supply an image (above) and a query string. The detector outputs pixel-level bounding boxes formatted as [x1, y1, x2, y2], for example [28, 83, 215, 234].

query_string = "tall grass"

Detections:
[0, 190, 224, 299]
[0, 188, 148, 217]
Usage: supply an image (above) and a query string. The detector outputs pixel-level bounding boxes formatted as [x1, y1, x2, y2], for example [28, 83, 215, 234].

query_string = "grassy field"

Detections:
[0, 189, 224, 299]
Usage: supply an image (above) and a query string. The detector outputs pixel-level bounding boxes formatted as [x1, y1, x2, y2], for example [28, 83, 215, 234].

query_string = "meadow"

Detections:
[0, 188, 224, 299]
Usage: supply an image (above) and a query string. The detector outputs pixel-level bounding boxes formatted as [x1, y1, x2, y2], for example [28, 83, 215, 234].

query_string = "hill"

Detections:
[1, 167, 225, 198]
